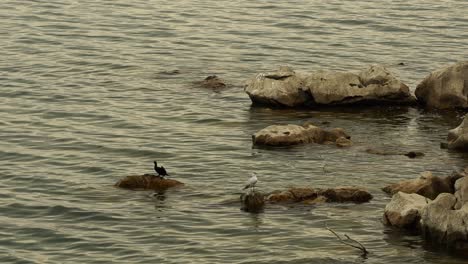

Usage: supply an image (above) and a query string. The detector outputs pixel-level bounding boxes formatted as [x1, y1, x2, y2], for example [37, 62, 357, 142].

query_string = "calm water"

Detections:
[1, 0, 468, 263]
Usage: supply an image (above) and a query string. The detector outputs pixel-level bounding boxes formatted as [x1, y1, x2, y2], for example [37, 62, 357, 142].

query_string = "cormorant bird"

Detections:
[243, 173, 258, 192]
[154, 161, 169, 177]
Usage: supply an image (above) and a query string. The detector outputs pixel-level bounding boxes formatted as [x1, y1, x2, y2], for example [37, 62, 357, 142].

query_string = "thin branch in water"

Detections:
[325, 224, 369, 257]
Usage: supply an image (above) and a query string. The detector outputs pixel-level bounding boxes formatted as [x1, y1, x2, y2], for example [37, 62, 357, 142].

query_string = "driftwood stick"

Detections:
[326, 224, 369, 257]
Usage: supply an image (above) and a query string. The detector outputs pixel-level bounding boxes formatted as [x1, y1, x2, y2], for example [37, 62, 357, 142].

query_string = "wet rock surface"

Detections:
[115, 174, 184, 191]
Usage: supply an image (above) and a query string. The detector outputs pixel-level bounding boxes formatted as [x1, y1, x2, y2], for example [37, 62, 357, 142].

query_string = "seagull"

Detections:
[243, 173, 258, 192]
[154, 161, 169, 177]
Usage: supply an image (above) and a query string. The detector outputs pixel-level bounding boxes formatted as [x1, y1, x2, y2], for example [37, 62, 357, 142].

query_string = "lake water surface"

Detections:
[1, 0, 468, 263]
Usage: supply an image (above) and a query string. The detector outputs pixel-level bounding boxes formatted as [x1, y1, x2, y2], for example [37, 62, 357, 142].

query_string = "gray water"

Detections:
[1, 0, 468, 263]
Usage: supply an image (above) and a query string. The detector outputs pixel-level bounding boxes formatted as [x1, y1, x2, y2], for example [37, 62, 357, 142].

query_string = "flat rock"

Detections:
[415, 61, 468, 109]
[383, 192, 430, 228]
[266, 186, 372, 204]
[252, 123, 350, 146]
[317, 187, 373, 203]
[115, 174, 184, 191]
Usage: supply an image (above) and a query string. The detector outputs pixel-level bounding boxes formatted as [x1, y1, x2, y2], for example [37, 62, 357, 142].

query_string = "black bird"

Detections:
[154, 161, 169, 177]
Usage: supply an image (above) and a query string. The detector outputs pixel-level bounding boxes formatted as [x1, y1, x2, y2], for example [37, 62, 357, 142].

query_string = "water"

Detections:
[1, 0, 468, 263]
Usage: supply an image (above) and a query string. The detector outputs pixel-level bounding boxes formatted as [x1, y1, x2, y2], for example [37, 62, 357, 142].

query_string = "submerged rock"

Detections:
[115, 174, 184, 191]
[252, 123, 350, 147]
[415, 61, 468, 109]
[266, 186, 372, 204]
[365, 148, 424, 158]
[382, 171, 458, 200]
[447, 115, 468, 151]
[245, 65, 415, 107]
[318, 187, 373, 203]
[195, 75, 227, 90]
[383, 192, 429, 228]
[240, 191, 265, 213]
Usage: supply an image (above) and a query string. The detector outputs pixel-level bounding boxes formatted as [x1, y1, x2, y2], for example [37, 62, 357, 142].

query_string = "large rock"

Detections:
[415, 61, 468, 109]
[420, 193, 468, 250]
[304, 65, 415, 105]
[245, 65, 415, 107]
[383, 192, 429, 228]
[245, 66, 309, 107]
[382, 171, 456, 200]
[447, 115, 468, 151]
[454, 175, 468, 210]
[252, 123, 350, 146]
[115, 174, 184, 191]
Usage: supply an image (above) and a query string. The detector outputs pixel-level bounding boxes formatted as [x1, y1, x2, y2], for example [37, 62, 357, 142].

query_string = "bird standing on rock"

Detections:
[243, 173, 258, 192]
[154, 161, 169, 178]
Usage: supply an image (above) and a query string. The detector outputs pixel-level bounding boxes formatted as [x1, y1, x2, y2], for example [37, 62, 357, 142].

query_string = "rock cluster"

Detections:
[383, 169, 468, 249]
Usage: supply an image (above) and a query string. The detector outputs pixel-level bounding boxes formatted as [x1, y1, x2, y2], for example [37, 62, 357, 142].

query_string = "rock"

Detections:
[240, 191, 265, 213]
[382, 171, 454, 200]
[336, 136, 353, 148]
[266, 186, 372, 204]
[245, 66, 309, 107]
[403, 151, 425, 158]
[252, 123, 351, 147]
[447, 115, 468, 151]
[245, 65, 415, 107]
[266, 187, 316, 203]
[365, 148, 424, 158]
[383, 192, 430, 228]
[318, 187, 373, 203]
[266, 190, 295, 203]
[415, 61, 468, 109]
[420, 193, 468, 250]
[115, 174, 184, 191]
[196, 75, 227, 90]
[304, 65, 415, 105]
[252, 124, 317, 146]
[454, 176, 468, 210]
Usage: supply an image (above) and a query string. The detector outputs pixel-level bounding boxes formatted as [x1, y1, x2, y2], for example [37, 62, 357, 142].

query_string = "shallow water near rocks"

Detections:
[1, 0, 468, 263]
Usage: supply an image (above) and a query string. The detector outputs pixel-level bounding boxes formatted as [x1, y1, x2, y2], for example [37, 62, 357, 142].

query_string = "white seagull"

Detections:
[243, 173, 258, 192]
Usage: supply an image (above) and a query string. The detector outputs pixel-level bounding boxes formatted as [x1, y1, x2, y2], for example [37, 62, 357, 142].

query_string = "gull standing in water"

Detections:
[243, 172, 258, 192]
